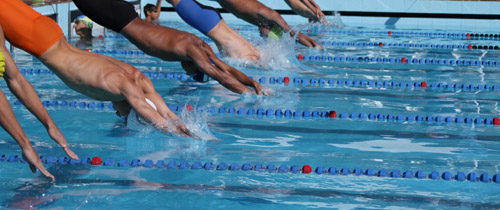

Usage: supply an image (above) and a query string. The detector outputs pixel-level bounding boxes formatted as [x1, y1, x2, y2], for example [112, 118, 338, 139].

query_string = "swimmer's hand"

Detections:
[22, 146, 55, 181]
[296, 32, 323, 49]
[47, 126, 79, 160]
[175, 122, 193, 137]
[171, 121, 221, 142]
[262, 88, 275, 97]
[252, 80, 263, 95]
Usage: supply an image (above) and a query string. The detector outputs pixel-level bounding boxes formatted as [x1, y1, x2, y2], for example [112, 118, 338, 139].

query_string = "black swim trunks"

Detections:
[73, 0, 138, 32]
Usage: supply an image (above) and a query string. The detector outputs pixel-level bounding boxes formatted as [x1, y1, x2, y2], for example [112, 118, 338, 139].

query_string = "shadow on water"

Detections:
[211, 122, 500, 141]
[3, 164, 500, 209]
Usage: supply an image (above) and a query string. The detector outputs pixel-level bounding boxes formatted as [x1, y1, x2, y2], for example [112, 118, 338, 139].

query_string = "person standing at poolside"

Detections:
[144, 0, 162, 24]
[0, 0, 198, 140]
[0, 24, 77, 180]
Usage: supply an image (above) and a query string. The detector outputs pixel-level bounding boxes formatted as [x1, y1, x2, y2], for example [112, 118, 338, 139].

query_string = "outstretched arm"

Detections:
[0, 30, 77, 161]
[156, 0, 163, 18]
[0, 89, 54, 180]
[121, 21, 262, 95]
[218, 0, 321, 48]
[285, 0, 327, 23]
[184, 40, 262, 95]
[117, 74, 191, 136]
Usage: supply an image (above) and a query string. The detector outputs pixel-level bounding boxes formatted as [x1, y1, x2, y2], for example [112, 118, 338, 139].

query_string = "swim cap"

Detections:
[74, 15, 93, 30]
[0, 49, 5, 78]
[268, 25, 283, 39]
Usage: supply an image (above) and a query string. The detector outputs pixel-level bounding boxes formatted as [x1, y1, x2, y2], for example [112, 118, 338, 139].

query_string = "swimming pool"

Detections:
[1, 18, 500, 209]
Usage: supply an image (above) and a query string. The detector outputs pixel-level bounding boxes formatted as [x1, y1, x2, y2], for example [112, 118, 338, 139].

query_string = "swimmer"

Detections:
[165, 0, 260, 60]
[284, 0, 328, 23]
[205, 0, 321, 48]
[0, 24, 77, 180]
[125, 98, 158, 127]
[0, 0, 193, 139]
[72, 0, 263, 93]
[73, 15, 93, 40]
[144, 0, 162, 24]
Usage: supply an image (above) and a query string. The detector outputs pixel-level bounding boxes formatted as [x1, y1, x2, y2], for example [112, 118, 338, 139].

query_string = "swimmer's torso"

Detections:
[39, 38, 141, 101]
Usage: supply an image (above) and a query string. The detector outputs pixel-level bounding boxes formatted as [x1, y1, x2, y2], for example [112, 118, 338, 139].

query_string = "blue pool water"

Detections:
[1, 18, 500, 209]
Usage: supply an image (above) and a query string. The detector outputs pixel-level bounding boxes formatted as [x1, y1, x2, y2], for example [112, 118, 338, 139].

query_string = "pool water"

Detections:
[1, 18, 500, 209]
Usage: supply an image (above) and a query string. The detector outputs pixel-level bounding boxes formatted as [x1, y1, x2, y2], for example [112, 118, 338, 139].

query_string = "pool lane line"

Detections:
[94, 35, 500, 51]
[98, 30, 500, 41]
[296, 54, 500, 67]
[1, 154, 499, 184]
[11, 99, 500, 127]
[298, 30, 499, 41]
[320, 41, 500, 51]
[18, 68, 500, 94]
[82, 48, 500, 68]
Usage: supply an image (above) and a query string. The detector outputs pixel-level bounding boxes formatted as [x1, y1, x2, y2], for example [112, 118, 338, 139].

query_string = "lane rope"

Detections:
[1, 154, 498, 184]
[17, 68, 500, 94]
[11, 99, 500, 127]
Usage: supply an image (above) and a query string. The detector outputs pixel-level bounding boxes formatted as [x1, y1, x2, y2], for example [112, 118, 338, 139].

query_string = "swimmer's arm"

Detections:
[119, 78, 190, 136]
[251, 6, 321, 48]
[209, 57, 263, 95]
[284, 0, 325, 22]
[156, 0, 163, 18]
[189, 50, 256, 94]
[219, 0, 321, 48]
[0, 45, 78, 160]
[0, 89, 55, 180]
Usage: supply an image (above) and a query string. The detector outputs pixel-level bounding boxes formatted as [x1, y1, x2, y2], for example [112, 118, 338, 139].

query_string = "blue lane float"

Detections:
[82, 48, 500, 67]
[320, 41, 499, 51]
[298, 29, 497, 41]
[1, 154, 499, 184]
[100, 29, 499, 42]
[12, 99, 500, 127]
[17, 68, 500, 94]
[234, 28, 497, 41]
[296, 54, 500, 67]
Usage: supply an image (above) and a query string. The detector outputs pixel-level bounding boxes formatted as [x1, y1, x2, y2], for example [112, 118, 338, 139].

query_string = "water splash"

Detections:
[254, 35, 299, 71]
[327, 11, 346, 28]
[126, 100, 217, 142]
[180, 100, 218, 142]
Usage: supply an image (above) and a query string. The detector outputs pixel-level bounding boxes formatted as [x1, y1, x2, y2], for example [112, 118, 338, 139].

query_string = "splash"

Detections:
[180, 101, 218, 142]
[126, 99, 217, 141]
[327, 11, 346, 28]
[254, 34, 298, 70]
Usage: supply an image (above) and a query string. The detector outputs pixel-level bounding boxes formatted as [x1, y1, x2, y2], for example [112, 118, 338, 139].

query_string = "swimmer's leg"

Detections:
[169, 0, 222, 35]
